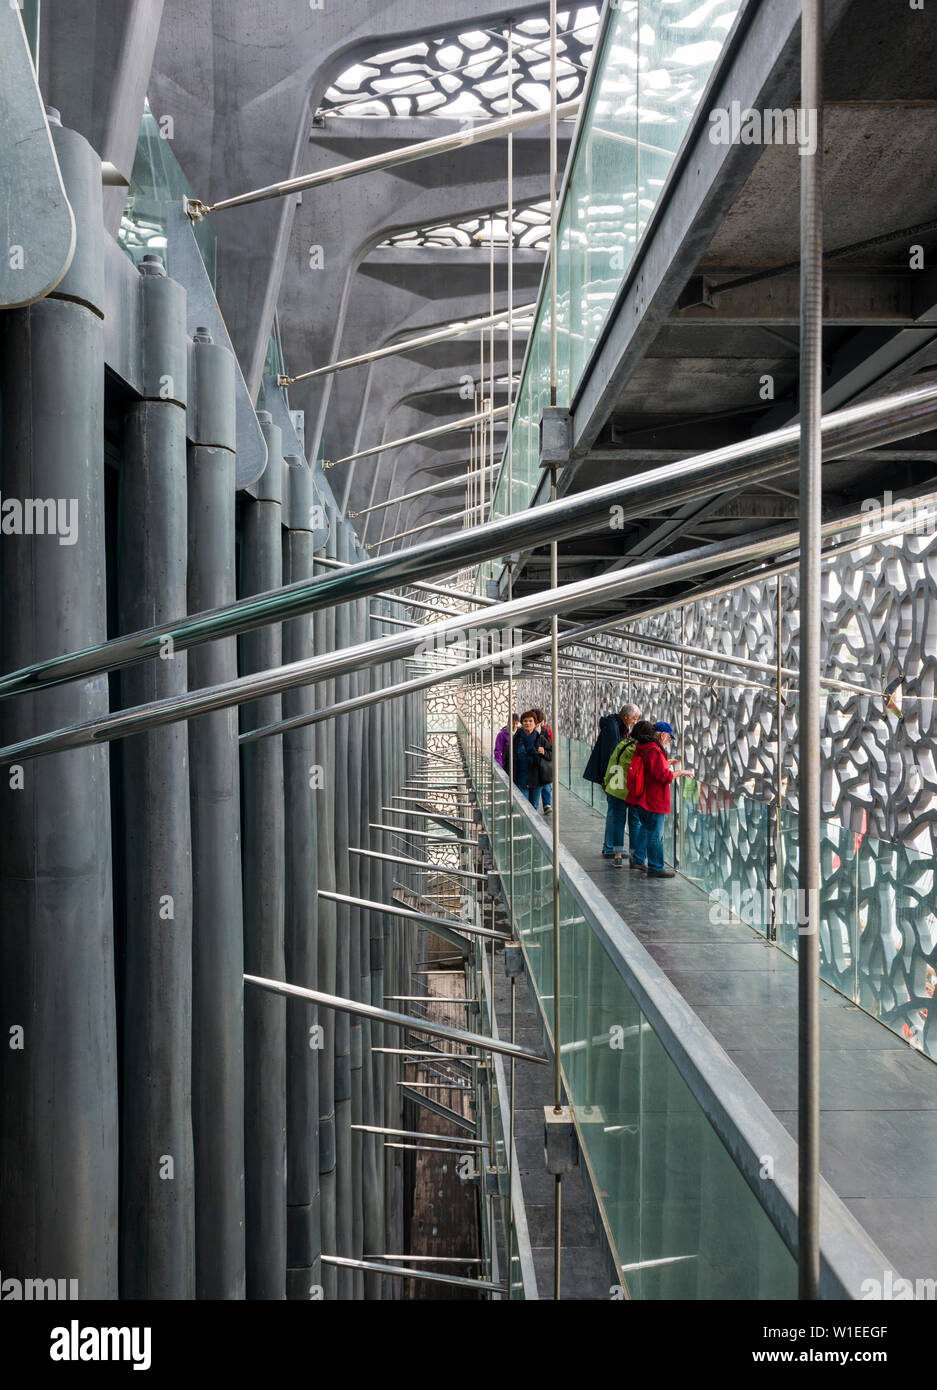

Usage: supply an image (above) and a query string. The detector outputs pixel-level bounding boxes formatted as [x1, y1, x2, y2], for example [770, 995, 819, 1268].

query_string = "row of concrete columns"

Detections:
[0, 118, 420, 1299]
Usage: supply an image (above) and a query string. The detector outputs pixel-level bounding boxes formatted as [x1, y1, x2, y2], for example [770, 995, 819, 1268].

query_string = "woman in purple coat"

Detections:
[494, 713, 519, 768]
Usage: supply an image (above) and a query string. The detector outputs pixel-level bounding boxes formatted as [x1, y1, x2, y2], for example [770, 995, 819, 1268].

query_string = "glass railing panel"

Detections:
[558, 734, 571, 790]
[488, 0, 741, 527]
[426, 709, 458, 734]
[568, 1, 639, 390]
[636, 0, 740, 239]
[631, 1018, 795, 1298]
[465, 716, 937, 1288]
[674, 778, 937, 1053]
[119, 103, 218, 286]
[466, 723, 797, 1297]
[678, 779, 771, 935]
[556, 838, 794, 1295]
[555, 197, 573, 409]
[856, 829, 937, 1056]
[778, 810, 859, 998]
[557, 734, 598, 809]
[255, 331, 285, 410]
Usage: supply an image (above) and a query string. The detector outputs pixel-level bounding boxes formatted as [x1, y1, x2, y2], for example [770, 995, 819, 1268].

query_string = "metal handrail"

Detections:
[189, 101, 580, 217]
[2, 378, 935, 703]
[243, 974, 547, 1065]
[0, 497, 918, 765]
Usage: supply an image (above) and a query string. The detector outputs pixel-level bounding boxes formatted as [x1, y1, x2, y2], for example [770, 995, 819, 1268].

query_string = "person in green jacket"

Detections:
[602, 726, 640, 866]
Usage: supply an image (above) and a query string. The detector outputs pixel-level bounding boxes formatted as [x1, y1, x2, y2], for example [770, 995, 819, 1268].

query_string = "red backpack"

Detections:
[626, 748, 646, 803]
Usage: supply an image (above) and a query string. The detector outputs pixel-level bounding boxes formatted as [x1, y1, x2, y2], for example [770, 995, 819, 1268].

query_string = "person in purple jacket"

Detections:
[494, 713, 519, 768]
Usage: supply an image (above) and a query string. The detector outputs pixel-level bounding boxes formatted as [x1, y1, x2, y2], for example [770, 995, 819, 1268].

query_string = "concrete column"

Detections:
[187, 328, 245, 1298]
[282, 454, 321, 1299]
[118, 252, 194, 1299]
[240, 415, 286, 1299]
[0, 118, 118, 1299]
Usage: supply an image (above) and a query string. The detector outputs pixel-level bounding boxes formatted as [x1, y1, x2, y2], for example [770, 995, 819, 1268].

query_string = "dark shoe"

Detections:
[647, 867, 675, 879]
[543, 805, 552, 815]
[602, 851, 614, 859]
[629, 858, 646, 870]
[613, 853, 623, 867]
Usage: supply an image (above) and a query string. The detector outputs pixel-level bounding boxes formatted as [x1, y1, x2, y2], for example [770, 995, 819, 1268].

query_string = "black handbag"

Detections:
[536, 734, 554, 785]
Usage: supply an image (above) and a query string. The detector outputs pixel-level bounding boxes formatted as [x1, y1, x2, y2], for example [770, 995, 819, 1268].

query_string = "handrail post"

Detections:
[798, 0, 823, 1304]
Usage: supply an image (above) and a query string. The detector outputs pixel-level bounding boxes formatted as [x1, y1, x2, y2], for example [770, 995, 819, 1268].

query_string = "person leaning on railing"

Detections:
[625, 720, 691, 878]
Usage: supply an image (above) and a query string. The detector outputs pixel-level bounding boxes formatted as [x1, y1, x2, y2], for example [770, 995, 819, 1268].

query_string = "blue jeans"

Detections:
[526, 784, 542, 808]
[631, 808, 665, 872]
[603, 795, 628, 854]
[603, 797, 640, 855]
[540, 781, 552, 809]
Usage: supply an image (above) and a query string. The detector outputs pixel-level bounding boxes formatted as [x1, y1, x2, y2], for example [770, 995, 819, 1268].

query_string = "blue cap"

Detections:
[654, 721, 674, 736]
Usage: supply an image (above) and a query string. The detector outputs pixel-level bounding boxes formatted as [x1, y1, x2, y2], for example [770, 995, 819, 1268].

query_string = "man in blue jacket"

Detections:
[583, 703, 640, 857]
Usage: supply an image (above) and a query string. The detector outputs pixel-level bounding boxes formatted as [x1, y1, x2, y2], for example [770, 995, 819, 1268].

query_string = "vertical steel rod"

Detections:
[487, 651, 498, 1293]
[678, 608, 686, 869]
[548, 0, 563, 1305]
[506, 12, 517, 930]
[509, 968, 517, 1297]
[774, 575, 784, 944]
[488, 213, 496, 523]
[549, 0, 558, 406]
[507, 20, 514, 528]
[592, 647, 598, 807]
[798, 0, 823, 1303]
[315, 543, 338, 1300]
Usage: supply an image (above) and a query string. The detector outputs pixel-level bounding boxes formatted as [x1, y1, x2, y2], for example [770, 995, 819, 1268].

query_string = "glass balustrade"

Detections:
[488, 0, 743, 527]
[461, 714, 796, 1298]
[118, 101, 218, 287]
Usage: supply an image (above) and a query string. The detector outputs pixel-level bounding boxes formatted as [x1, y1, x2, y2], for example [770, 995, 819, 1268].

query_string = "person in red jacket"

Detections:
[625, 720, 690, 878]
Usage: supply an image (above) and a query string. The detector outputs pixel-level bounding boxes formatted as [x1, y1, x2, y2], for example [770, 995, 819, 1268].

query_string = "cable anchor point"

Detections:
[185, 196, 210, 223]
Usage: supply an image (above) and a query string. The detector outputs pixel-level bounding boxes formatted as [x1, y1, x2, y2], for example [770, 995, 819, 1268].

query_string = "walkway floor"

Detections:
[555, 790, 937, 1285]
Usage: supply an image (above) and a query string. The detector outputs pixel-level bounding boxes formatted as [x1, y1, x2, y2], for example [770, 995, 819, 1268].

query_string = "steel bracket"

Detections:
[539, 406, 572, 469]
[544, 1106, 578, 1174]
[504, 945, 524, 979]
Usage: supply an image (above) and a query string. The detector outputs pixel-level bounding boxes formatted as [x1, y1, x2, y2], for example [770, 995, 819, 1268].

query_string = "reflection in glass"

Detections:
[490, 0, 741, 524]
